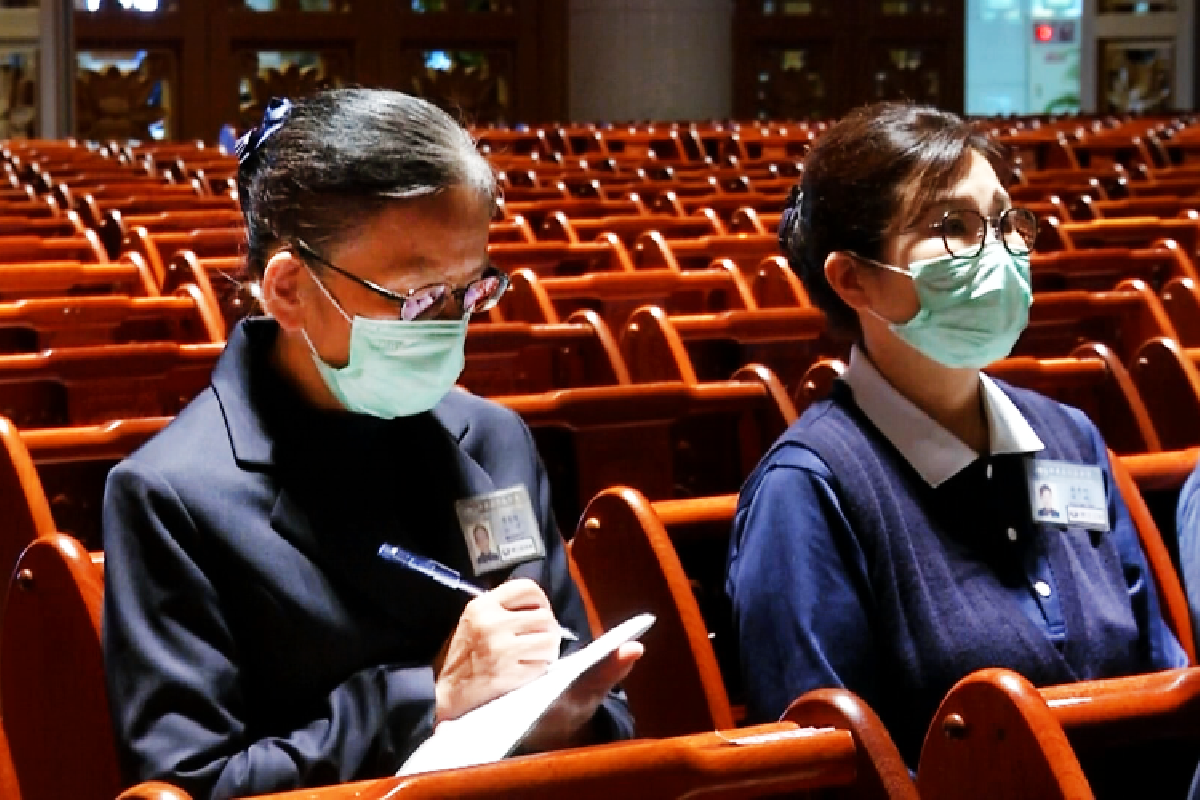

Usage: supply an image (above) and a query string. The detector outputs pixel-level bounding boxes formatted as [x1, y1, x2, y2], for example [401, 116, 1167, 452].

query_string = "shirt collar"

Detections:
[840, 345, 1044, 487]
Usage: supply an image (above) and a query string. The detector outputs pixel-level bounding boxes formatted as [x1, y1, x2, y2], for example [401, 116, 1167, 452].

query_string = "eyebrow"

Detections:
[926, 188, 1012, 216]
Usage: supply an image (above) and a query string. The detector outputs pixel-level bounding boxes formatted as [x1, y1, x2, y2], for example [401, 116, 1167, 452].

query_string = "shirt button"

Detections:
[1007, 527, 1018, 542]
[1034, 581, 1052, 598]
[986, 463, 993, 479]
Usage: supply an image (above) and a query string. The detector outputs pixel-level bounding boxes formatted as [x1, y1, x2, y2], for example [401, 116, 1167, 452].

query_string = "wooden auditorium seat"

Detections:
[619, 304, 836, 388]
[918, 669, 1095, 800]
[461, 311, 631, 395]
[750, 254, 811, 308]
[488, 235, 637, 277]
[568, 487, 919, 799]
[0, 212, 85, 238]
[0, 341, 223, 428]
[0, 291, 225, 354]
[1030, 242, 1198, 293]
[1081, 195, 1200, 220]
[1042, 216, 1199, 258]
[1161, 276, 1200, 346]
[498, 196, 647, 229]
[495, 264, 756, 328]
[17, 416, 172, 555]
[487, 215, 537, 244]
[97, 207, 246, 259]
[985, 344, 1161, 455]
[122, 226, 245, 287]
[501, 369, 793, 526]
[540, 209, 726, 246]
[633, 230, 777, 273]
[0, 255, 157, 301]
[921, 666, 1200, 800]
[1, 533, 123, 800]
[79, 192, 238, 231]
[1018, 280, 1181, 363]
[1123, 337, 1200, 450]
[0, 232, 108, 264]
[0, 531, 902, 800]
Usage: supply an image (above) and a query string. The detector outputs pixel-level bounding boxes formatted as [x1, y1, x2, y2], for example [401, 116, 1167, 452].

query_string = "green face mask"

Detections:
[868, 240, 1033, 369]
[303, 273, 468, 419]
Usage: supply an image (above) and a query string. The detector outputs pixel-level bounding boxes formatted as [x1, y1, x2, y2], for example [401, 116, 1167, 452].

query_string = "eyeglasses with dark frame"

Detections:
[292, 238, 509, 322]
[921, 207, 1039, 259]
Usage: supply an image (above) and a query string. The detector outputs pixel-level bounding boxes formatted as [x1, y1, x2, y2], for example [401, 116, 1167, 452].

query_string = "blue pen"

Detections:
[377, 543, 578, 641]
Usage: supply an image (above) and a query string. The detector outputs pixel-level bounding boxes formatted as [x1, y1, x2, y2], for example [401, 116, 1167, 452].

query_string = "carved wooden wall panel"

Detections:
[73, 0, 564, 141]
[734, 0, 964, 120]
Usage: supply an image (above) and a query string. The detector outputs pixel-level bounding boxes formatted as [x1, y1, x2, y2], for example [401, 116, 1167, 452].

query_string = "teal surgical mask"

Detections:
[866, 239, 1033, 369]
[303, 275, 468, 419]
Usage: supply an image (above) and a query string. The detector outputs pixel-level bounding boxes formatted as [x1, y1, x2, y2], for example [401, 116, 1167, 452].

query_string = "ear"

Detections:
[260, 249, 309, 332]
[823, 251, 873, 311]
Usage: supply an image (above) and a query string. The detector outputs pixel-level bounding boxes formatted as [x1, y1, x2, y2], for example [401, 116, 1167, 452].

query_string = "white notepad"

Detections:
[398, 612, 655, 777]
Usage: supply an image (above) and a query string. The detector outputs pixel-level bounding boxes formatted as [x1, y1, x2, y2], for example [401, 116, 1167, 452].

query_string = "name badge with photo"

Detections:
[454, 485, 546, 576]
[1024, 459, 1110, 532]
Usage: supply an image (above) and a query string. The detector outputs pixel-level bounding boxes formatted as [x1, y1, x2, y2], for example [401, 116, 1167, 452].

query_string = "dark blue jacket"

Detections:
[727, 380, 1185, 765]
[103, 317, 634, 800]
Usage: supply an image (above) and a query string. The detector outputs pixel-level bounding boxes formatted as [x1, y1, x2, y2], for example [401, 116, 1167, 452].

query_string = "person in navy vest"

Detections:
[102, 89, 639, 800]
[725, 102, 1188, 770]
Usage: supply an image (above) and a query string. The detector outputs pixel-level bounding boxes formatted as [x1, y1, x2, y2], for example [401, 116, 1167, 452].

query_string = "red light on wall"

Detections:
[1034, 23, 1055, 42]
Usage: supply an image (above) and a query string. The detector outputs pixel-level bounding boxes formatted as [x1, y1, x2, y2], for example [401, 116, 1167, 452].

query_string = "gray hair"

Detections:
[238, 87, 496, 278]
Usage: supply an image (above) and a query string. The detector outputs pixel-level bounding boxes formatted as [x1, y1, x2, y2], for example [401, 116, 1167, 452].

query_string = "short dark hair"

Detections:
[780, 102, 1009, 338]
[237, 87, 496, 279]
[1039, 484, 1052, 497]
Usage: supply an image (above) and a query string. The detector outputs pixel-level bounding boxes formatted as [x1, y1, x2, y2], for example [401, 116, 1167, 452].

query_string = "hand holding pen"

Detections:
[377, 543, 578, 641]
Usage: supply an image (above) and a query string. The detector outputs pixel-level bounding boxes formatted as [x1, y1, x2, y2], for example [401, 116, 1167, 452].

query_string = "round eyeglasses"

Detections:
[928, 207, 1039, 259]
[292, 239, 509, 322]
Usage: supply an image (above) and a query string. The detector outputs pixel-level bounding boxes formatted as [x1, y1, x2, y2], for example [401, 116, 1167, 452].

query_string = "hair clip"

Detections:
[777, 185, 804, 252]
[236, 97, 293, 166]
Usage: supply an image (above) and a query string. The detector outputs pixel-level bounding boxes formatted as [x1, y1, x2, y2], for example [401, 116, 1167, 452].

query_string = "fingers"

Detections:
[489, 578, 551, 612]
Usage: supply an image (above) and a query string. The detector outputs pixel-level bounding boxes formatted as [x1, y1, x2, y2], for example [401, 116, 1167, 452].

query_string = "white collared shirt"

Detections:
[840, 346, 1045, 487]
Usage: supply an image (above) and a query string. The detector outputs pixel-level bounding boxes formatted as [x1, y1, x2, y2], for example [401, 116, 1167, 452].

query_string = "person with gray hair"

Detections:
[102, 88, 639, 800]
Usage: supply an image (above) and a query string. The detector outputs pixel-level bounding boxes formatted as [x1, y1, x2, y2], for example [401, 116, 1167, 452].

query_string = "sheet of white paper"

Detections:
[398, 612, 655, 777]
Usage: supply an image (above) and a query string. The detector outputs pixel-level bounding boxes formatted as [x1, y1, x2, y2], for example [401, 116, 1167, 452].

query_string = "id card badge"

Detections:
[455, 485, 546, 576]
[1024, 459, 1110, 532]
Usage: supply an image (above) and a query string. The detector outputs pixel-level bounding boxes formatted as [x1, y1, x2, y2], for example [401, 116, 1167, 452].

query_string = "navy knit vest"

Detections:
[784, 380, 1151, 763]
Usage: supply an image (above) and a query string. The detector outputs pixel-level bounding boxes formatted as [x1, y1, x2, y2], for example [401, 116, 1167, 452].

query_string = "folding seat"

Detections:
[658, 192, 785, 221]
[1161, 276, 1200, 345]
[499, 196, 647, 230]
[461, 311, 629, 396]
[1068, 135, 1158, 173]
[1018, 279, 1181, 363]
[97, 207, 246, 259]
[1031, 242, 1197, 293]
[0, 259, 157, 302]
[122, 226, 245, 288]
[496, 264, 756, 329]
[568, 488, 920, 800]
[1042, 216, 1199, 258]
[501, 368, 793, 527]
[0, 415, 168, 580]
[55, 181, 206, 214]
[633, 230, 777, 274]
[0, 232, 108, 264]
[540, 210, 725, 246]
[750, 255, 810, 308]
[1123, 336, 1200, 451]
[0, 213, 85, 238]
[488, 235, 636, 277]
[997, 129, 1079, 171]
[0, 340, 223, 429]
[986, 343, 1161, 455]
[618, 304, 838, 390]
[1082, 195, 1200, 219]
[0, 286, 224, 354]
[921, 666, 1200, 800]
[1123, 177, 1200, 198]
[79, 192, 238, 232]
[0, 531, 892, 800]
